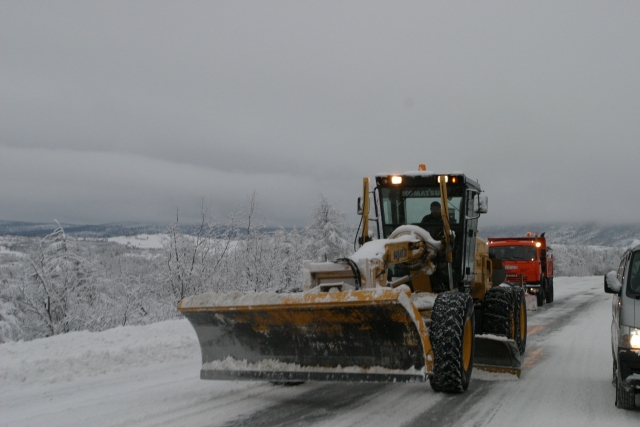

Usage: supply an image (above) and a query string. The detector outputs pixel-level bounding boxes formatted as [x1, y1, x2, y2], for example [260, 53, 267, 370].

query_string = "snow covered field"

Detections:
[1, 276, 639, 426]
[107, 234, 167, 249]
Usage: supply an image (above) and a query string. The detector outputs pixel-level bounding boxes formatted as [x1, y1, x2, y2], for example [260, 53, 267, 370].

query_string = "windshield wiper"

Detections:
[394, 188, 418, 210]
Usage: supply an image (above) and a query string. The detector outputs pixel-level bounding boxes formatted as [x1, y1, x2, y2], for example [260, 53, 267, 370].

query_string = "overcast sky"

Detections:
[1, 1, 639, 229]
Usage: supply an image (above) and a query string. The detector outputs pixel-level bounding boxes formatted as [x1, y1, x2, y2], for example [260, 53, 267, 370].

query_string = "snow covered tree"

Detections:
[304, 194, 352, 262]
[14, 223, 97, 339]
[163, 200, 236, 300]
[211, 192, 307, 293]
[219, 192, 270, 292]
[0, 298, 21, 343]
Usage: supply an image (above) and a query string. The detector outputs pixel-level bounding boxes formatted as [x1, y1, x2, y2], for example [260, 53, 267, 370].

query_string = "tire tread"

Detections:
[429, 292, 474, 393]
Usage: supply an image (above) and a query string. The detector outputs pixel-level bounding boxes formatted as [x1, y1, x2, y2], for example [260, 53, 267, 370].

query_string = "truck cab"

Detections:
[488, 235, 554, 306]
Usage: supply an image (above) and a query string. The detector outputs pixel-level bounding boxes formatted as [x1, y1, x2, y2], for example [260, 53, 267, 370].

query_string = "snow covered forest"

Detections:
[0, 195, 353, 343]
[0, 194, 628, 344]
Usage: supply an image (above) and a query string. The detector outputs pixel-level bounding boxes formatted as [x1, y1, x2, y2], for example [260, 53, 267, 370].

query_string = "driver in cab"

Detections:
[420, 201, 444, 238]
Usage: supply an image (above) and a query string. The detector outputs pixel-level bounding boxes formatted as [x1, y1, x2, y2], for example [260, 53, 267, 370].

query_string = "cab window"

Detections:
[627, 251, 640, 296]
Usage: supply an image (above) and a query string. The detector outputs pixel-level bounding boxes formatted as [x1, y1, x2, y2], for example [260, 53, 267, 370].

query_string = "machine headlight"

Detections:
[391, 176, 403, 184]
[631, 330, 640, 350]
[620, 325, 640, 349]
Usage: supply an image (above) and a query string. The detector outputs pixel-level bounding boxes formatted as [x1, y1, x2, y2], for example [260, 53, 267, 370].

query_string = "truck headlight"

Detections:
[620, 325, 640, 349]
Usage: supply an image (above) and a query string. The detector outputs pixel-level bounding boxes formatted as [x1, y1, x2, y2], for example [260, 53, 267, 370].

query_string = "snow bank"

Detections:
[0, 319, 199, 385]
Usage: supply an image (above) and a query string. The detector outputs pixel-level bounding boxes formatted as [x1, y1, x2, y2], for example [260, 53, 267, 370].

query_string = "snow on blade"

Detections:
[180, 291, 296, 308]
[475, 333, 515, 343]
[472, 369, 519, 382]
[202, 356, 425, 377]
[410, 293, 436, 310]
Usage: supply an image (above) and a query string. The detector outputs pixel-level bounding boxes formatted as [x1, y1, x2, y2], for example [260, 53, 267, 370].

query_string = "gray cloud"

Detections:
[1, 1, 639, 228]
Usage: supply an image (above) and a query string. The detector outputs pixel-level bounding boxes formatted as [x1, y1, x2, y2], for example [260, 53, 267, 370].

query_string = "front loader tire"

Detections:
[429, 292, 475, 393]
[513, 287, 527, 355]
[482, 286, 514, 338]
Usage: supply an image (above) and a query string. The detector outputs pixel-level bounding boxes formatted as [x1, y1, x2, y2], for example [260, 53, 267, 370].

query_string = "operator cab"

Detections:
[372, 169, 486, 289]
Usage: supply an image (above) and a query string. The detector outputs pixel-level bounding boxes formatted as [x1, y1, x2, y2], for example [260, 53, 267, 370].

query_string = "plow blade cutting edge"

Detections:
[473, 335, 522, 377]
[178, 289, 432, 383]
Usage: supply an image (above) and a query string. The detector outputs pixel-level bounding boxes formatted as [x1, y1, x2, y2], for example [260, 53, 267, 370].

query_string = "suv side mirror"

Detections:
[474, 194, 488, 214]
[357, 197, 363, 215]
[604, 270, 622, 294]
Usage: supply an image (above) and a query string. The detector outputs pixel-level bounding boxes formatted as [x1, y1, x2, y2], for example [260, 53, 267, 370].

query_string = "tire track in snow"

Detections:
[519, 291, 604, 369]
[218, 382, 390, 427]
[400, 379, 492, 427]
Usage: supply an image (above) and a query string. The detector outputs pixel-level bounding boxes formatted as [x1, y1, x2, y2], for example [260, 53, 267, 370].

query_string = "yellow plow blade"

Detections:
[473, 335, 522, 377]
[178, 289, 431, 382]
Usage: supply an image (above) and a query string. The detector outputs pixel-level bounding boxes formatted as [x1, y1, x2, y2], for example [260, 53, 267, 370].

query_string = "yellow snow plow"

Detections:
[179, 170, 526, 392]
[179, 287, 433, 382]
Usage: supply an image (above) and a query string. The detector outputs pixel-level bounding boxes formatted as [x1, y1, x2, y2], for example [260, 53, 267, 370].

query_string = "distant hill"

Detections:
[3, 220, 640, 246]
[0, 220, 288, 238]
[0, 221, 170, 237]
[479, 223, 640, 248]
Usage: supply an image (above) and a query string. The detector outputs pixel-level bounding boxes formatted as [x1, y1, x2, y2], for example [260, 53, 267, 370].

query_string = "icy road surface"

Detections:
[1, 277, 639, 426]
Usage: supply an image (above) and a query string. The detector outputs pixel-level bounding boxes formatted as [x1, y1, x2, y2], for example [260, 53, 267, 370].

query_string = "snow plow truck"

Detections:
[179, 166, 527, 393]
[488, 234, 554, 307]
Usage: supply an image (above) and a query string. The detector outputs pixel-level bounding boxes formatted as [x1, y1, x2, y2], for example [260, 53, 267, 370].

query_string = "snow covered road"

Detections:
[2, 277, 639, 426]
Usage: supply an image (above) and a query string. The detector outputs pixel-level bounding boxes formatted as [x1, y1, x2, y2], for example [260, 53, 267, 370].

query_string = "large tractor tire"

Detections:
[429, 292, 475, 393]
[513, 287, 527, 355]
[545, 278, 554, 303]
[615, 371, 636, 409]
[482, 286, 514, 338]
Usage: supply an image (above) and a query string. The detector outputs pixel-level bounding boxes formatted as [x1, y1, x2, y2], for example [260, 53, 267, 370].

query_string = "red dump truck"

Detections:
[488, 233, 554, 306]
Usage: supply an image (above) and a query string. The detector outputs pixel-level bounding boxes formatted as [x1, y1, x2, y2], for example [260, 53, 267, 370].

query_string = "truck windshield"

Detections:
[489, 245, 537, 261]
[379, 186, 464, 238]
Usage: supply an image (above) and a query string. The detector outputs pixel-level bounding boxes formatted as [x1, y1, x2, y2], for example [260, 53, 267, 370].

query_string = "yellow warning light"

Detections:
[451, 176, 457, 183]
[391, 176, 403, 184]
[526, 232, 532, 237]
[418, 164, 426, 171]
